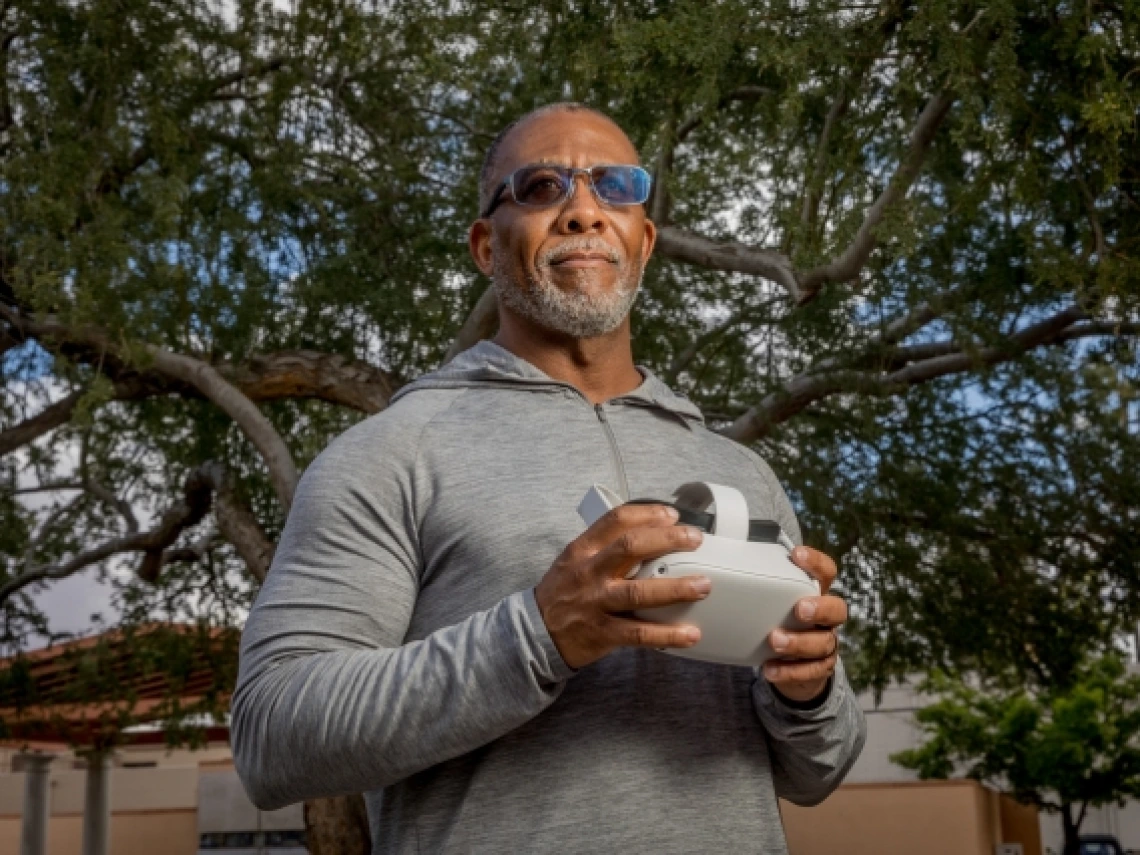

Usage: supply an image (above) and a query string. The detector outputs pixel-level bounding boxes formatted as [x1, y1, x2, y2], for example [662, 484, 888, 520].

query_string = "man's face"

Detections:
[469, 110, 657, 338]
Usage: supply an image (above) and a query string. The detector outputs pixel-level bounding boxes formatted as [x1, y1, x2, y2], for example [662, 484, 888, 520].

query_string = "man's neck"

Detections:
[493, 312, 643, 405]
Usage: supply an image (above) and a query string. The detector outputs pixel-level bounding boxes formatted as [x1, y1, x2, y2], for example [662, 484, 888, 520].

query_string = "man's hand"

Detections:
[535, 503, 708, 669]
[764, 546, 847, 704]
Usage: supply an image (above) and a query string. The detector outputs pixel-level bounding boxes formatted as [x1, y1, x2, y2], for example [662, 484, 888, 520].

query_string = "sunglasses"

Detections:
[481, 164, 652, 219]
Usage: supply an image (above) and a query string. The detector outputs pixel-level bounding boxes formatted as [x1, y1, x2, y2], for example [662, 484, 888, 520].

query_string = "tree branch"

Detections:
[648, 111, 677, 225]
[664, 296, 780, 385]
[799, 85, 854, 233]
[202, 56, 288, 100]
[1, 464, 218, 602]
[0, 344, 394, 459]
[721, 305, 1096, 443]
[0, 391, 84, 456]
[877, 285, 972, 347]
[675, 85, 772, 143]
[1060, 124, 1107, 261]
[1, 459, 278, 601]
[213, 481, 276, 583]
[1, 308, 298, 509]
[647, 87, 774, 226]
[798, 0, 907, 239]
[146, 347, 298, 509]
[657, 91, 955, 307]
[78, 451, 139, 534]
[655, 227, 801, 301]
[796, 91, 955, 298]
[222, 350, 394, 414]
[444, 286, 498, 364]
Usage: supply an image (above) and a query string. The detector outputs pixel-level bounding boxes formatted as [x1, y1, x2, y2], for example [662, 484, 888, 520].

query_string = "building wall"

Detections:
[0, 764, 201, 855]
[0, 749, 302, 855]
[843, 680, 930, 784]
[0, 811, 200, 855]
[782, 779, 1040, 855]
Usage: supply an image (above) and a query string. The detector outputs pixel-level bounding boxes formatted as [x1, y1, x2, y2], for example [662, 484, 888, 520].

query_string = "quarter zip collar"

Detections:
[391, 340, 705, 425]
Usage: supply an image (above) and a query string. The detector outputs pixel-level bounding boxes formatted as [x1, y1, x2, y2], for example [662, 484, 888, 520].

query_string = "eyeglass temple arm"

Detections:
[480, 180, 511, 219]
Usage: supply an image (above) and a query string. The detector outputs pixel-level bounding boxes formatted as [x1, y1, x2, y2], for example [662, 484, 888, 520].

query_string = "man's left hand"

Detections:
[764, 545, 847, 704]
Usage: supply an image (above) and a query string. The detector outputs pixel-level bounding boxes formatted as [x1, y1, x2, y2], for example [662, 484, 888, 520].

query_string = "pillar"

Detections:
[18, 753, 53, 855]
[80, 749, 112, 855]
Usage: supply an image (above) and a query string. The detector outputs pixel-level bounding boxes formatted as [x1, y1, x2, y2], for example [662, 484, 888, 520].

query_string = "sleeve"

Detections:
[737, 444, 867, 804]
[229, 417, 575, 810]
[752, 658, 868, 805]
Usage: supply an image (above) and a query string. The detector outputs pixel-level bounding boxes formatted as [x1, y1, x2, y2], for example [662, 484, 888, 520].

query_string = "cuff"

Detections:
[772, 677, 834, 711]
[519, 588, 578, 682]
[753, 658, 851, 725]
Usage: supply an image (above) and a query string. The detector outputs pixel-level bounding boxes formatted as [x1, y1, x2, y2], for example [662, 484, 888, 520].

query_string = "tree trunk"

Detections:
[1061, 802, 1083, 855]
[304, 795, 371, 855]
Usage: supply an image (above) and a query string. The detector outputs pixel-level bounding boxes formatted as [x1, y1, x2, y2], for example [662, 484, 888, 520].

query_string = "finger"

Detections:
[791, 594, 848, 628]
[605, 616, 701, 650]
[601, 575, 711, 613]
[571, 502, 680, 558]
[790, 546, 838, 595]
[591, 524, 703, 579]
[768, 628, 838, 661]
[764, 652, 838, 685]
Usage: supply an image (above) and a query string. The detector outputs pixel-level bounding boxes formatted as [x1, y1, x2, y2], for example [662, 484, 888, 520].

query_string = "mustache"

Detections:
[538, 238, 622, 267]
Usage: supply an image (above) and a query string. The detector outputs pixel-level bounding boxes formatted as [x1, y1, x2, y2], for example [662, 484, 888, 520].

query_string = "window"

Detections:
[221, 832, 258, 847]
[199, 831, 263, 849]
[265, 829, 307, 846]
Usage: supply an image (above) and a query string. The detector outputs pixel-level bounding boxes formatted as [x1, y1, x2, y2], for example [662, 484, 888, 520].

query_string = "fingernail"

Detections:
[662, 506, 679, 522]
[685, 527, 703, 544]
[684, 627, 701, 642]
[771, 630, 789, 651]
[793, 546, 809, 561]
[766, 665, 782, 680]
[798, 600, 817, 621]
[690, 577, 711, 595]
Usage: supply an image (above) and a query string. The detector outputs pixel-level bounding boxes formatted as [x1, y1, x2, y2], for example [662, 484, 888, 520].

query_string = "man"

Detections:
[232, 103, 866, 854]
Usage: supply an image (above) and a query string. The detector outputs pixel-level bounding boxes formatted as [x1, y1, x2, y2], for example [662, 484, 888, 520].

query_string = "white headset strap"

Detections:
[672, 482, 750, 541]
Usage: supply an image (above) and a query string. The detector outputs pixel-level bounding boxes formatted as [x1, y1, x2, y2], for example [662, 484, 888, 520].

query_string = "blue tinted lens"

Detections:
[591, 166, 650, 205]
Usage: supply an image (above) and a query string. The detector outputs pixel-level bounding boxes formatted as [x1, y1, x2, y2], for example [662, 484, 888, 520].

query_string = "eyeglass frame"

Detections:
[480, 163, 653, 219]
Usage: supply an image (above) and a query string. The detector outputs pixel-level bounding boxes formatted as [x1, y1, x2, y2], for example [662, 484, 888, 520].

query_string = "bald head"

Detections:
[478, 103, 637, 215]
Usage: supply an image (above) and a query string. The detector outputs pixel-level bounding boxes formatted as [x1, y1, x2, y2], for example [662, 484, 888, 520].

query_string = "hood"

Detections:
[389, 340, 704, 425]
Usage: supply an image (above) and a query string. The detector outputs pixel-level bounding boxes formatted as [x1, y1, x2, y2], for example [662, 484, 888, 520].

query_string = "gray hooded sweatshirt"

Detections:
[232, 340, 866, 855]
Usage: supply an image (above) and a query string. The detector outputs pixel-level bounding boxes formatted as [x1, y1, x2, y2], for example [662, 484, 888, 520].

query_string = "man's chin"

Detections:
[543, 266, 618, 293]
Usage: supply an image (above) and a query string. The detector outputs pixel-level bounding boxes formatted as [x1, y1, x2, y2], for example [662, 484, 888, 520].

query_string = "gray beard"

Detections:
[491, 240, 642, 339]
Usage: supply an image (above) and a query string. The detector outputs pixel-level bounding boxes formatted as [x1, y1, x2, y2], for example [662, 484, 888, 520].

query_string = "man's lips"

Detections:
[550, 252, 617, 268]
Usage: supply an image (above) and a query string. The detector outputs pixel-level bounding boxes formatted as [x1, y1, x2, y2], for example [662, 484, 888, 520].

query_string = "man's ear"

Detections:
[468, 219, 495, 277]
[641, 214, 657, 261]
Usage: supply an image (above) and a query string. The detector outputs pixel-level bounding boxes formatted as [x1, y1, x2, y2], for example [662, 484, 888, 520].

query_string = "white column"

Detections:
[18, 753, 53, 855]
[81, 749, 112, 855]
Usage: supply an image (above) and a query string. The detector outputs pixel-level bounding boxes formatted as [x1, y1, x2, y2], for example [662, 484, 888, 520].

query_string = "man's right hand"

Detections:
[534, 503, 709, 669]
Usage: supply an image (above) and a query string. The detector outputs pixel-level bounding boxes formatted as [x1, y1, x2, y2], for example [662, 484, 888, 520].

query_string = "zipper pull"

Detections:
[595, 404, 606, 420]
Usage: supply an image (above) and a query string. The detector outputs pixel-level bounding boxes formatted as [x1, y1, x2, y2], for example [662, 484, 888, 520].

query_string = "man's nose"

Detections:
[555, 173, 606, 234]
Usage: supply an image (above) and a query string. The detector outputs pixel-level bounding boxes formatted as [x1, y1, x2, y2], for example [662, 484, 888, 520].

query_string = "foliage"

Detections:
[892, 655, 1140, 850]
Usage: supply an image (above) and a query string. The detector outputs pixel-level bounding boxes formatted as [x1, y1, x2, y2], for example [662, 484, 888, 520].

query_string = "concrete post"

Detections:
[18, 753, 53, 855]
[80, 749, 112, 855]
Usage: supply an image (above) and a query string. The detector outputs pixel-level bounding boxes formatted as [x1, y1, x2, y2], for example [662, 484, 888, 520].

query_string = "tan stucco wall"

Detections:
[0, 809, 198, 855]
[1000, 790, 1045, 854]
[782, 779, 1041, 855]
[0, 765, 198, 814]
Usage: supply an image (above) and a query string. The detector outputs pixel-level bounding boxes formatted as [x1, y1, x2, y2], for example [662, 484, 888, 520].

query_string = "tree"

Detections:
[2, 0, 1138, 850]
[893, 655, 1140, 855]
